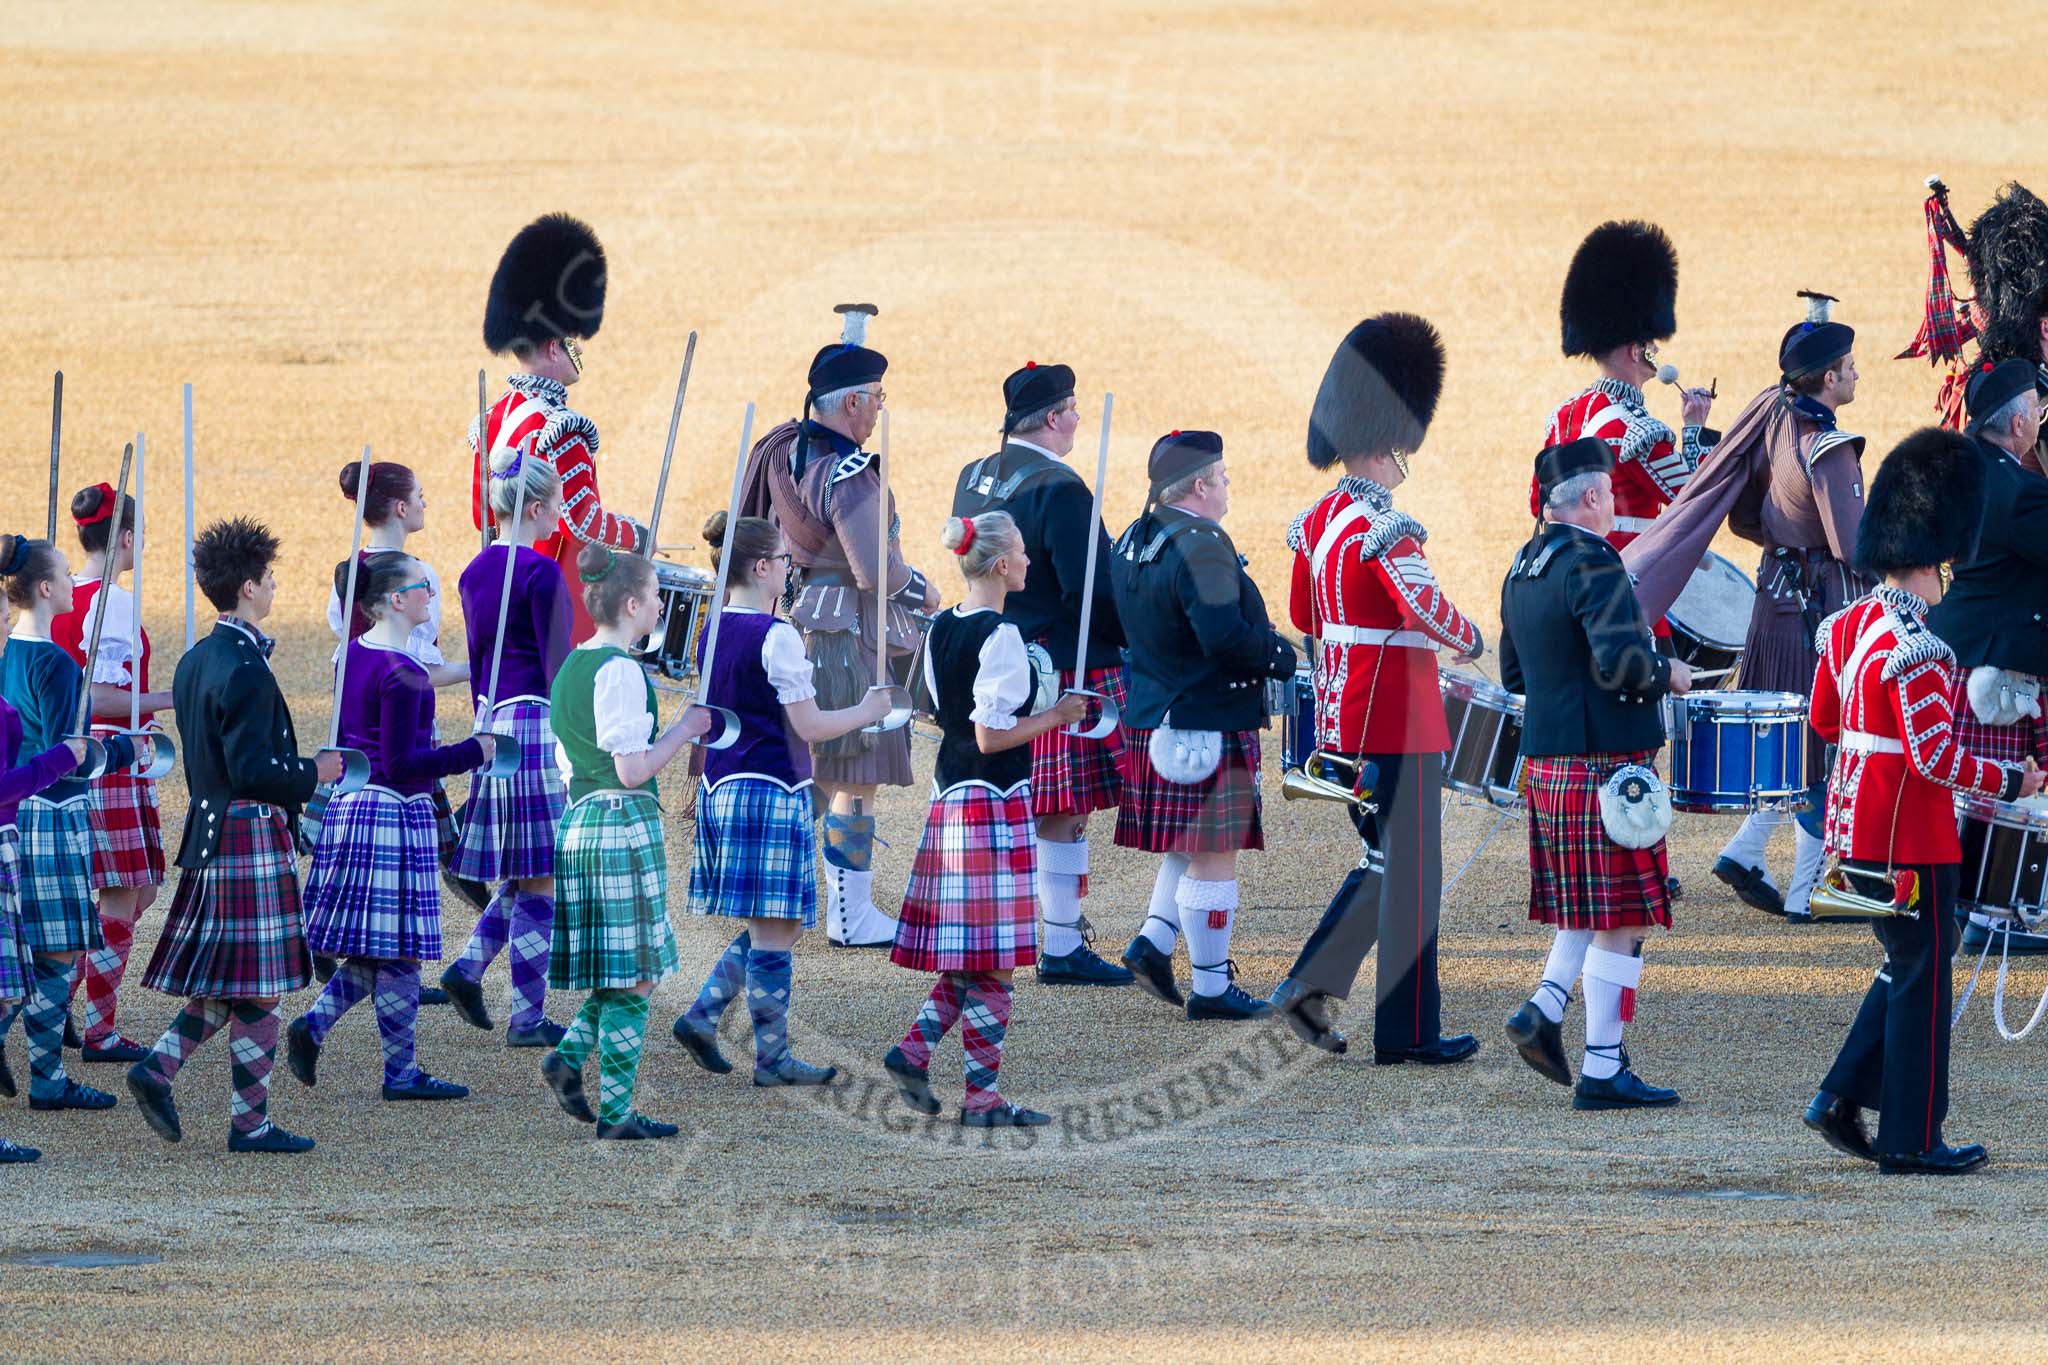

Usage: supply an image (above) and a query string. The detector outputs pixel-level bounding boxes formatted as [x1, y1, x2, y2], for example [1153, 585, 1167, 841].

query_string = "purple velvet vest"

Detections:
[698, 609, 811, 788]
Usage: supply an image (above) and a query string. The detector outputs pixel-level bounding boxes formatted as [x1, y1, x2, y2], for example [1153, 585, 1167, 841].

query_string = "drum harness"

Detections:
[1952, 897, 2048, 1041]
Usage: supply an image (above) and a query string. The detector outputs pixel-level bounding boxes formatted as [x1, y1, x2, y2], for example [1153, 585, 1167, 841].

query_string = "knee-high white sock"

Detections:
[1177, 877, 1238, 997]
[1037, 838, 1088, 957]
[1786, 825, 1825, 916]
[1531, 928, 1594, 1024]
[1717, 811, 1783, 875]
[1581, 945, 1644, 1080]
[1141, 854, 1189, 953]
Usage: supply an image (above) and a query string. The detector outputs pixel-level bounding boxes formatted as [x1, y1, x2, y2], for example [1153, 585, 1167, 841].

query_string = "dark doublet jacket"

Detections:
[172, 619, 321, 869]
[1927, 433, 2048, 676]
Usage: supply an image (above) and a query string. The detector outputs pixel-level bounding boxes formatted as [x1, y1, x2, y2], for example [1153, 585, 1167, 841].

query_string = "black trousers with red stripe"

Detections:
[1285, 752, 1443, 1050]
[1820, 864, 1960, 1157]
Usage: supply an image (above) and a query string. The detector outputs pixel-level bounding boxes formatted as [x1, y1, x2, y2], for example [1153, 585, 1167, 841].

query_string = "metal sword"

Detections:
[684, 404, 752, 749]
[862, 409, 912, 732]
[46, 373, 62, 543]
[1064, 392, 1120, 738]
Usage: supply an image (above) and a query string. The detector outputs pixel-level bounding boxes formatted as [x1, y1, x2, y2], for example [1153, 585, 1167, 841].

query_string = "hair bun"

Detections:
[489, 440, 527, 477]
[0, 535, 26, 577]
[940, 516, 974, 554]
[339, 462, 362, 498]
[701, 509, 728, 550]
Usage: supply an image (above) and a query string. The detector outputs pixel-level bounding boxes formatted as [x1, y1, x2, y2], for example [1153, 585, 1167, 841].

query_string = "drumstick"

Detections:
[645, 332, 697, 558]
[330, 444, 374, 751]
[182, 383, 196, 650]
[873, 409, 890, 694]
[77, 445, 134, 735]
[131, 430, 144, 734]
[46, 372, 62, 543]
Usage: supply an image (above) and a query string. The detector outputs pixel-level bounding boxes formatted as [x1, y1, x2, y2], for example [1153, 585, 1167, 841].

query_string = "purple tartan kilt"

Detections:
[892, 782, 1039, 973]
[431, 780, 460, 866]
[1524, 752, 1672, 931]
[1114, 729, 1265, 854]
[0, 829, 28, 1003]
[86, 728, 167, 889]
[302, 786, 443, 960]
[1948, 672, 2048, 766]
[450, 699, 563, 882]
[143, 802, 311, 998]
[1029, 658, 1127, 818]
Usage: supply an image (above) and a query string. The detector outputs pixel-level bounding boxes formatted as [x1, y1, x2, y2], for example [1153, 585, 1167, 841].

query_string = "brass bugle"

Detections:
[1303, 750, 1377, 798]
[1806, 859, 1920, 921]
[1281, 759, 1378, 815]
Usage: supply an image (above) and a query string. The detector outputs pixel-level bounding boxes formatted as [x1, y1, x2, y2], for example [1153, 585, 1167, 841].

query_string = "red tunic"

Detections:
[51, 577, 154, 727]
[1811, 588, 2019, 865]
[1287, 477, 1479, 755]
[1536, 378, 1697, 551]
[469, 373, 643, 641]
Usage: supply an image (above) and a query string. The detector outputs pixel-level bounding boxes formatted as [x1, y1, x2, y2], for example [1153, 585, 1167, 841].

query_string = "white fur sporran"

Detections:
[1149, 725, 1222, 784]
[1598, 763, 1673, 849]
[1967, 665, 2042, 727]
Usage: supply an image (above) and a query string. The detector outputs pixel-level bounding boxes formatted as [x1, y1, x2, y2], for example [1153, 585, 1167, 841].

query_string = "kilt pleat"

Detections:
[549, 791, 677, 990]
[0, 830, 29, 1002]
[86, 726, 167, 888]
[1113, 729, 1265, 854]
[892, 782, 1038, 973]
[143, 802, 311, 998]
[688, 777, 817, 927]
[1029, 659, 1127, 818]
[1523, 752, 1672, 931]
[302, 786, 444, 960]
[1948, 672, 2048, 767]
[450, 700, 563, 881]
[17, 795, 100, 953]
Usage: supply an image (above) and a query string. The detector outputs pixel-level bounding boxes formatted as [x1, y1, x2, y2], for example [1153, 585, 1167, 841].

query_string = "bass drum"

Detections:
[1666, 550, 1754, 688]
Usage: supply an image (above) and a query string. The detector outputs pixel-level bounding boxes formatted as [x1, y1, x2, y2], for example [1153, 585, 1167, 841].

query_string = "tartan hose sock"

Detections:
[745, 948, 794, 1070]
[24, 956, 77, 1099]
[960, 974, 1013, 1114]
[373, 962, 422, 1089]
[79, 912, 137, 1044]
[454, 885, 513, 982]
[685, 930, 752, 1032]
[554, 994, 605, 1071]
[304, 959, 377, 1046]
[144, 999, 233, 1084]
[595, 991, 652, 1124]
[506, 894, 556, 1031]
[898, 972, 965, 1069]
[227, 1001, 281, 1136]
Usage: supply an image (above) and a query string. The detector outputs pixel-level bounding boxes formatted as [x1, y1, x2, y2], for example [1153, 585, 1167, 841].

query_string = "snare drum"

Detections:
[630, 561, 716, 679]
[1277, 666, 1315, 772]
[1666, 550, 1754, 687]
[1665, 689, 1808, 813]
[1957, 793, 2048, 931]
[1439, 670, 1525, 809]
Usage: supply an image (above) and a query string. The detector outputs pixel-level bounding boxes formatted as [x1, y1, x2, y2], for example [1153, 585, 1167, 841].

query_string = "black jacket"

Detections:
[1927, 435, 2048, 674]
[952, 441, 1124, 671]
[1110, 506, 1295, 732]
[1500, 522, 1672, 757]
[172, 620, 322, 869]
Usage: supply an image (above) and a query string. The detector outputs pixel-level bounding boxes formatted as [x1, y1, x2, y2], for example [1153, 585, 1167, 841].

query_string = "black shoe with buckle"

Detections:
[1035, 945, 1134, 987]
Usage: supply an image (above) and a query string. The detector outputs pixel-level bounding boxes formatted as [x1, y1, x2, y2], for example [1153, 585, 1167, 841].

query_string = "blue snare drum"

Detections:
[1275, 667, 1316, 771]
[1665, 689, 1809, 814]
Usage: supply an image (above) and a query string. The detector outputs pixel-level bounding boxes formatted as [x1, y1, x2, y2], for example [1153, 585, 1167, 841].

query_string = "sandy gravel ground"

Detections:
[5, 3, 2048, 1360]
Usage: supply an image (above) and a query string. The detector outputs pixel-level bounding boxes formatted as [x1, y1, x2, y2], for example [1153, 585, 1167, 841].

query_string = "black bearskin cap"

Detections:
[1306, 313, 1446, 469]
[484, 214, 607, 355]
[1855, 428, 1986, 577]
[1966, 182, 2048, 365]
[1559, 220, 1678, 358]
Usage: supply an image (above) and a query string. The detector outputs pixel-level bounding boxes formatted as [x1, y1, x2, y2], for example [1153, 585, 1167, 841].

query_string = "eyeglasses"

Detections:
[857, 388, 886, 406]
[392, 580, 433, 596]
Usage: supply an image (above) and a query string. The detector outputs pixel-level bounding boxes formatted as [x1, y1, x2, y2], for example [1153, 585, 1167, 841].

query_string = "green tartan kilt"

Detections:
[548, 790, 678, 991]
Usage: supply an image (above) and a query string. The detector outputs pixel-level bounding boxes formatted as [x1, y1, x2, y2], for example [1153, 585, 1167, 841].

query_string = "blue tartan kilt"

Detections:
[143, 802, 311, 999]
[549, 790, 678, 991]
[450, 699, 563, 882]
[688, 776, 817, 928]
[302, 786, 444, 960]
[17, 794, 99, 953]
[0, 828, 29, 1002]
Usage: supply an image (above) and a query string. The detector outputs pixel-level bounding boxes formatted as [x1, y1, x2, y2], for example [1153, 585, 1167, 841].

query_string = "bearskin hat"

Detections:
[483, 213, 607, 355]
[1854, 427, 1986, 577]
[1306, 313, 1446, 469]
[1559, 220, 1678, 358]
[1965, 182, 2048, 365]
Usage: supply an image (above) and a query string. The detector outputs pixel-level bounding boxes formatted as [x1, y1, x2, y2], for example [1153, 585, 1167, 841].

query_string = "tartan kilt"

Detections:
[431, 780, 461, 866]
[301, 787, 443, 960]
[17, 795, 100, 953]
[892, 782, 1039, 973]
[84, 751, 167, 889]
[1029, 658, 1128, 818]
[450, 699, 563, 882]
[0, 829, 29, 1002]
[143, 802, 311, 998]
[549, 790, 678, 991]
[1524, 752, 1672, 931]
[688, 777, 817, 928]
[1113, 729, 1265, 854]
[1948, 672, 2048, 766]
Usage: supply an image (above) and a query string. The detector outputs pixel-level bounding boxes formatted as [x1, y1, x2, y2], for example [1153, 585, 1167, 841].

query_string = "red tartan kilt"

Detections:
[142, 803, 311, 999]
[1029, 660, 1127, 818]
[85, 762, 166, 889]
[1114, 729, 1264, 854]
[1948, 673, 2048, 766]
[1524, 752, 1671, 931]
[892, 783, 1039, 973]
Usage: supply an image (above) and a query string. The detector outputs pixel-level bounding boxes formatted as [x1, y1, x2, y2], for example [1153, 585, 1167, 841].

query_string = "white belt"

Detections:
[1840, 730, 1903, 755]
[1612, 515, 1654, 533]
[1320, 624, 1439, 651]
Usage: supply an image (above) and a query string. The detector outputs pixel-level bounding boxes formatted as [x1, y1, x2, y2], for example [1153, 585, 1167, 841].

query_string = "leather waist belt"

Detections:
[1320, 624, 1439, 651]
[1611, 515, 1655, 533]
[1840, 730, 1904, 755]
